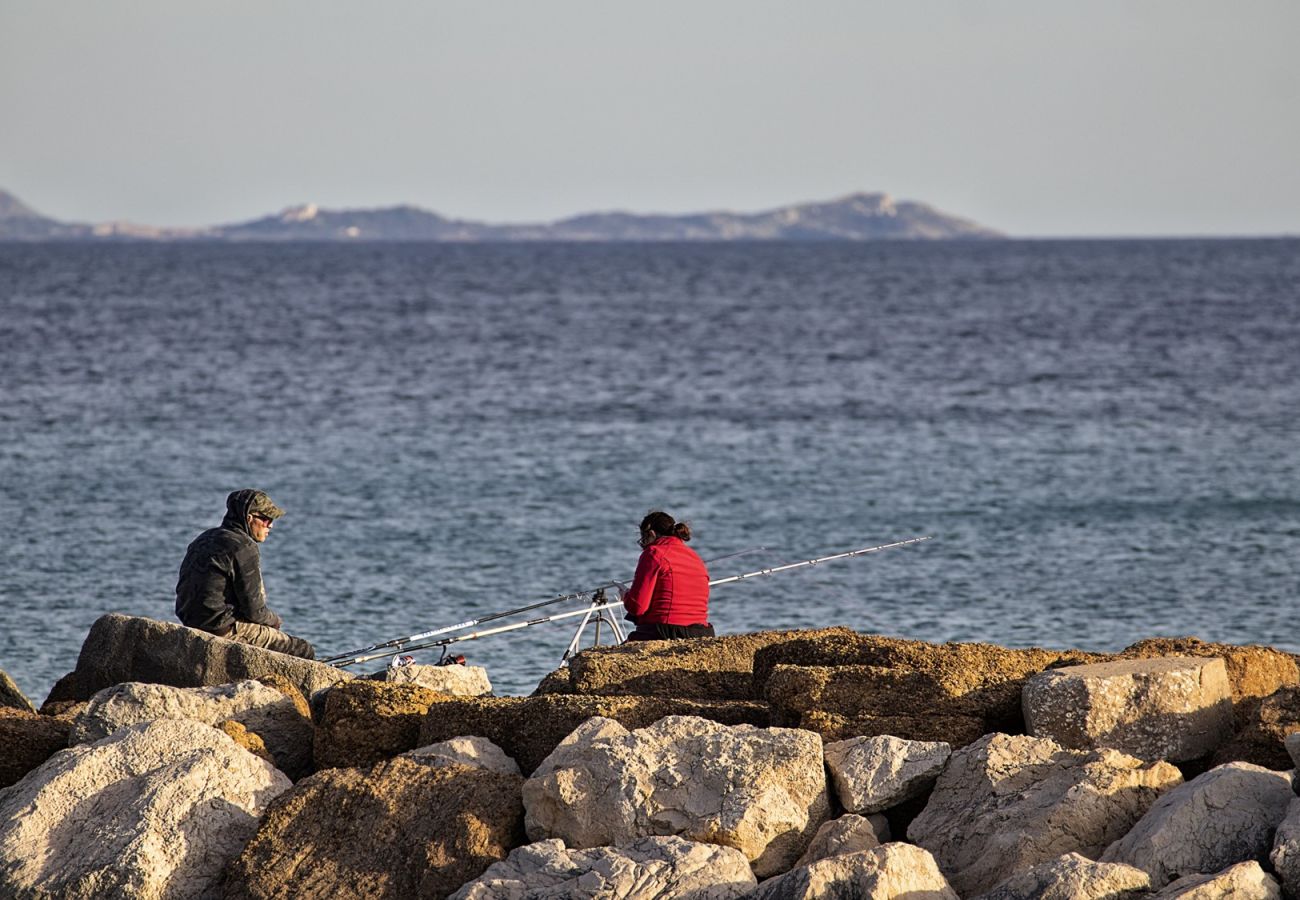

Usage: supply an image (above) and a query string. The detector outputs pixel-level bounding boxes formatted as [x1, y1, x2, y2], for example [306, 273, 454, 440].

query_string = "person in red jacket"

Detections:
[621, 510, 714, 641]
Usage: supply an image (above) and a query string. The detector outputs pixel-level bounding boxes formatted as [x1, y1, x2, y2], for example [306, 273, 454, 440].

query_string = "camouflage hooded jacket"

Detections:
[175, 490, 284, 634]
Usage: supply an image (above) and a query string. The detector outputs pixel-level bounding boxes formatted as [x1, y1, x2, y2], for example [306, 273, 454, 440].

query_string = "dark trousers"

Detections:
[626, 623, 715, 642]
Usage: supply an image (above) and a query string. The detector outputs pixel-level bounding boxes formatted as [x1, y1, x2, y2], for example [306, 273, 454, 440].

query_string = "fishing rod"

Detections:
[328, 536, 930, 669]
[321, 545, 768, 666]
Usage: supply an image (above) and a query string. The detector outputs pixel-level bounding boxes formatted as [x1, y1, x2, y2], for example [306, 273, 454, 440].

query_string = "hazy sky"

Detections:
[2, 1, 1297, 236]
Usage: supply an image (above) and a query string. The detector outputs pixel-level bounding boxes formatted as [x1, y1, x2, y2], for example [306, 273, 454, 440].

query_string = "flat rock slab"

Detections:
[522, 714, 831, 878]
[450, 836, 757, 899]
[0, 718, 290, 899]
[1024, 657, 1234, 762]
[1101, 761, 1294, 888]
[44, 614, 352, 709]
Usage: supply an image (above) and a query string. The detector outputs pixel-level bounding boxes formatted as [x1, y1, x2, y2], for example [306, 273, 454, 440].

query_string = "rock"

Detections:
[754, 632, 1101, 734]
[314, 678, 446, 770]
[1150, 861, 1281, 899]
[0, 718, 290, 899]
[0, 666, 35, 713]
[1120, 637, 1300, 724]
[1100, 761, 1294, 888]
[449, 835, 757, 899]
[1023, 657, 1235, 762]
[1287, 731, 1300, 769]
[553, 627, 856, 700]
[225, 756, 524, 900]
[970, 852, 1152, 900]
[1269, 797, 1300, 900]
[1213, 685, 1300, 769]
[793, 813, 890, 868]
[405, 735, 521, 776]
[800, 708, 989, 748]
[522, 715, 831, 877]
[69, 679, 314, 780]
[750, 842, 959, 900]
[43, 613, 351, 709]
[907, 732, 1182, 897]
[218, 720, 276, 764]
[367, 661, 493, 695]
[824, 734, 951, 814]
[418, 693, 768, 775]
[0, 708, 70, 789]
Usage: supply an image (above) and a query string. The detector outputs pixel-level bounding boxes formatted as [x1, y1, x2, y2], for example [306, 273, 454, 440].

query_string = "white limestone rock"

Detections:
[1285, 731, 1300, 770]
[448, 835, 757, 899]
[907, 732, 1182, 897]
[1101, 761, 1294, 888]
[751, 841, 959, 900]
[1270, 796, 1300, 900]
[970, 851, 1152, 900]
[1023, 657, 1234, 762]
[793, 813, 890, 869]
[0, 718, 290, 899]
[69, 679, 313, 778]
[1149, 860, 1281, 899]
[404, 734, 521, 775]
[824, 733, 950, 814]
[522, 715, 831, 877]
[371, 661, 493, 696]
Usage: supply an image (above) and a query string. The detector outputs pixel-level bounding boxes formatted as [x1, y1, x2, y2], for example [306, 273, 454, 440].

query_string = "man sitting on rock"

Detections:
[175, 489, 315, 659]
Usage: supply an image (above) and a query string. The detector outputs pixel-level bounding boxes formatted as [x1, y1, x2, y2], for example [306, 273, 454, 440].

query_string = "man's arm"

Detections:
[231, 543, 283, 628]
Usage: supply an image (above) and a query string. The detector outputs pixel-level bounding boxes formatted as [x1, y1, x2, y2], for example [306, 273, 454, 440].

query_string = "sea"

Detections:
[2, 239, 1298, 703]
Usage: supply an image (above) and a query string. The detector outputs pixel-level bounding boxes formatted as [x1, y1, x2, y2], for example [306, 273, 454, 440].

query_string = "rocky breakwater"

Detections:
[5, 617, 1300, 897]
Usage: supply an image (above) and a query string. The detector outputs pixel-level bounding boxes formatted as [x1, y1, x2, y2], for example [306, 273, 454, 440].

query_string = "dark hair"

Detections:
[640, 510, 691, 542]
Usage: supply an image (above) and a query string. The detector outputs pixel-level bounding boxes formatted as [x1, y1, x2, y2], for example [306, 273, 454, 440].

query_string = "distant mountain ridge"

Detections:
[0, 189, 1003, 242]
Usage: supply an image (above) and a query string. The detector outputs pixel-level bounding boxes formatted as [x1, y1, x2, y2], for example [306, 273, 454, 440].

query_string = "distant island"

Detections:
[0, 188, 1003, 242]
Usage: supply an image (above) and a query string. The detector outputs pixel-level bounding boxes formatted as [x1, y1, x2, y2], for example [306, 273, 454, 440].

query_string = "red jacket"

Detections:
[622, 536, 711, 626]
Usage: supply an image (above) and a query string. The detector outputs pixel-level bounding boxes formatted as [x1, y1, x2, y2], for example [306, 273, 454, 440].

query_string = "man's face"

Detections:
[249, 514, 274, 543]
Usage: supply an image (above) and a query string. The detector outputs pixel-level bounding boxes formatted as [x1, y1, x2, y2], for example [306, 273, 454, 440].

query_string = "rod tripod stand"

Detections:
[562, 588, 627, 661]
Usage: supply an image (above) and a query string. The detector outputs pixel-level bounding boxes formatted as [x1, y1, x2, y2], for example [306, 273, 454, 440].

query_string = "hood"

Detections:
[221, 489, 261, 538]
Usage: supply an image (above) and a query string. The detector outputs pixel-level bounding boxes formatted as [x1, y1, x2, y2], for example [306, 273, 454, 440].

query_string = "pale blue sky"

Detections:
[2, 1, 1297, 236]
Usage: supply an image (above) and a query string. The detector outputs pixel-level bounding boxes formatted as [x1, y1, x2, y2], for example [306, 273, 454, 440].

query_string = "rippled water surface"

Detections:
[2, 240, 1298, 701]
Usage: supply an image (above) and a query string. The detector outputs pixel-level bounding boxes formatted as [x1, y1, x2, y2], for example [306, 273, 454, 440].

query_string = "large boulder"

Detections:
[1120, 637, 1300, 724]
[69, 679, 314, 780]
[225, 756, 524, 900]
[449, 836, 757, 899]
[548, 627, 857, 699]
[970, 852, 1152, 900]
[44, 614, 351, 709]
[824, 734, 951, 814]
[1100, 761, 1294, 888]
[522, 715, 831, 877]
[1023, 657, 1235, 762]
[418, 693, 768, 775]
[0, 708, 70, 789]
[0, 718, 290, 899]
[1269, 797, 1300, 900]
[367, 661, 493, 695]
[750, 842, 959, 900]
[1150, 861, 1282, 899]
[314, 679, 446, 770]
[793, 813, 891, 868]
[0, 666, 35, 713]
[754, 631, 1100, 735]
[1214, 685, 1300, 769]
[907, 732, 1182, 897]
